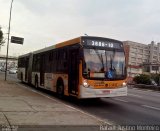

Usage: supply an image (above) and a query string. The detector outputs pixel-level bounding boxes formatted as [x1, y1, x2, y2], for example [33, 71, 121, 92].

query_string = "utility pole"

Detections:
[5, 0, 14, 81]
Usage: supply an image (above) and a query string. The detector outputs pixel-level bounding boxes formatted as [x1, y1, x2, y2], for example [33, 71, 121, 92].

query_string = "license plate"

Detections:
[102, 90, 110, 94]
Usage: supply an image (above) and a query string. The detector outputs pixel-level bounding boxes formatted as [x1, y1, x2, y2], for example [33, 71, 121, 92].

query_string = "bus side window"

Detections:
[63, 51, 68, 72]
[52, 51, 56, 72]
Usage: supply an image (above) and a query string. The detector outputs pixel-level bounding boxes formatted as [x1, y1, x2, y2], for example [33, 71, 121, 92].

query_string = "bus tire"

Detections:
[56, 79, 64, 98]
[35, 75, 38, 88]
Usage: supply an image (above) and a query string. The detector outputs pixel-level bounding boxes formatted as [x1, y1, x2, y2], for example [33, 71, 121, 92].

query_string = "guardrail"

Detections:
[128, 83, 160, 91]
[0, 55, 18, 60]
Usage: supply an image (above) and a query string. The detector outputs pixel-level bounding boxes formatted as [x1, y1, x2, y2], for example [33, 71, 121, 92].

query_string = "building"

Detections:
[124, 41, 160, 82]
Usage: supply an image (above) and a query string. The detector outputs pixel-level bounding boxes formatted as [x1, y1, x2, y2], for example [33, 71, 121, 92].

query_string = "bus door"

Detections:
[40, 54, 45, 86]
[68, 48, 79, 95]
[28, 53, 33, 84]
[25, 57, 29, 82]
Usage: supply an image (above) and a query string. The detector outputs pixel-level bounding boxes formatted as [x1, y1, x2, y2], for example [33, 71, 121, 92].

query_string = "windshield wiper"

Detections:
[110, 54, 113, 69]
[100, 54, 104, 71]
[92, 49, 105, 72]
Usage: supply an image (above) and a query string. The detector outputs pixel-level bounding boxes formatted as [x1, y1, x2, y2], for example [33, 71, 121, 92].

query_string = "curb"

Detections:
[16, 83, 113, 126]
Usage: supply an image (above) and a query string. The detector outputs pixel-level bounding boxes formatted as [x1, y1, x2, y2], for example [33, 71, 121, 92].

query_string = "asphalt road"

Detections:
[2, 71, 160, 125]
[74, 88, 160, 125]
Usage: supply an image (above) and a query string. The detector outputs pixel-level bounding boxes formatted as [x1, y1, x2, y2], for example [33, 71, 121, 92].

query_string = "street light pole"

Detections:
[5, 0, 14, 81]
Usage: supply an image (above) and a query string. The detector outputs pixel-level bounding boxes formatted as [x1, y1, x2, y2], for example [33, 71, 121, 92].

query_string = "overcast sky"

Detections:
[0, 0, 160, 56]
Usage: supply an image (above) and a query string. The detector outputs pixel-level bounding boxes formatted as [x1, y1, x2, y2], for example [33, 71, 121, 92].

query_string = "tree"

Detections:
[151, 74, 160, 85]
[133, 74, 151, 85]
[0, 26, 5, 46]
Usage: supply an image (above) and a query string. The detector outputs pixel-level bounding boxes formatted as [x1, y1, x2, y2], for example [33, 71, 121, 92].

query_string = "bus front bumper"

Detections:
[79, 85, 127, 99]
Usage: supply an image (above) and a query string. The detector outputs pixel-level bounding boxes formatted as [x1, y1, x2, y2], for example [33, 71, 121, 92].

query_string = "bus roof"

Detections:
[18, 36, 122, 57]
[18, 52, 32, 58]
[33, 37, 81, 54]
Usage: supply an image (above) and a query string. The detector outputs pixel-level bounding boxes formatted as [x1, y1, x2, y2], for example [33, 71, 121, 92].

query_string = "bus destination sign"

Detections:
[83, 39, 123, 49]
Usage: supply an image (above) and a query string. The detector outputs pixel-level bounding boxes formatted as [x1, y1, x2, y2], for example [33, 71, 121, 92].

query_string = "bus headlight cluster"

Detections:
[83, 80, 89, 88]
[122, 82, 127, 86]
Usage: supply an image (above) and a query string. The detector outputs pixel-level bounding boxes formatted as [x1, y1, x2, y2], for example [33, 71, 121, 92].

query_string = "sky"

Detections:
[0, 0, 160, 56]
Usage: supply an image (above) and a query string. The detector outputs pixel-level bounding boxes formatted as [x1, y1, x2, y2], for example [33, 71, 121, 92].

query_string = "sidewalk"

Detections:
[0, 74, 109, 130]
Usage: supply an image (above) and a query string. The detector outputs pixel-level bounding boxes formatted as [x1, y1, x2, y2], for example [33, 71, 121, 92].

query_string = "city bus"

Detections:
[17, 36, 127, 98]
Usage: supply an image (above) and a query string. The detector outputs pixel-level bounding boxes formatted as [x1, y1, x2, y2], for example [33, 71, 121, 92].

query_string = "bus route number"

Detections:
[91, 41, 114, 48]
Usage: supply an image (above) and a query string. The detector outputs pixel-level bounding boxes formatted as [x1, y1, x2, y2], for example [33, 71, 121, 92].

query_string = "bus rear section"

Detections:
[17, 53, 33, 84]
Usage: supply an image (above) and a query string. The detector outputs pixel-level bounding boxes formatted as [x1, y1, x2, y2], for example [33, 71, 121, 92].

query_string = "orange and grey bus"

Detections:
[17, 36, 127, 98]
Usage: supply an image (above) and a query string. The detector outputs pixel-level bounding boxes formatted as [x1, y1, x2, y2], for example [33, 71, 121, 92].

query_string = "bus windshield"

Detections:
[83, 48, 126, 80]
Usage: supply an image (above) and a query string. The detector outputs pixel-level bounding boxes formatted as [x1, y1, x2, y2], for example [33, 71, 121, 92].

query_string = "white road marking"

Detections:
[128, 93, 142, 98]
[130, 87, 160, 94]
[129, 88, 160, 98]
[142, 105, 160, 111]
[113, 98, 128, 103]
[31, 90, 37, 93]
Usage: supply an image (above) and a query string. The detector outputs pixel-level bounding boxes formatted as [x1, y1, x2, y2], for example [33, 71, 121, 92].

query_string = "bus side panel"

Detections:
[78, 60, 83, 98]
[31, 72, 69, 96]
[52, 74, 69, 96]
[44, 73, 53, 91]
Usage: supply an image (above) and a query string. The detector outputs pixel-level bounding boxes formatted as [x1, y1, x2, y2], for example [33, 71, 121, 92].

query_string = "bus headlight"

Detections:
[122, 82, 127, 86]
[83, 80, 89, 88]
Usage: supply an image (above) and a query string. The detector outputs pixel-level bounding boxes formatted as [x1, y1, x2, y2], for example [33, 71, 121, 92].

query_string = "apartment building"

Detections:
[123, 41, 160, 82]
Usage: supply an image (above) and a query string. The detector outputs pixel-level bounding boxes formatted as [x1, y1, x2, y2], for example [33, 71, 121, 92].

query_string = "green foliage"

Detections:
[134, 73, 160, 85]
[151, 74, 160, 85]
[0, 26, 4, 45]
[133, 74, 151, 85]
